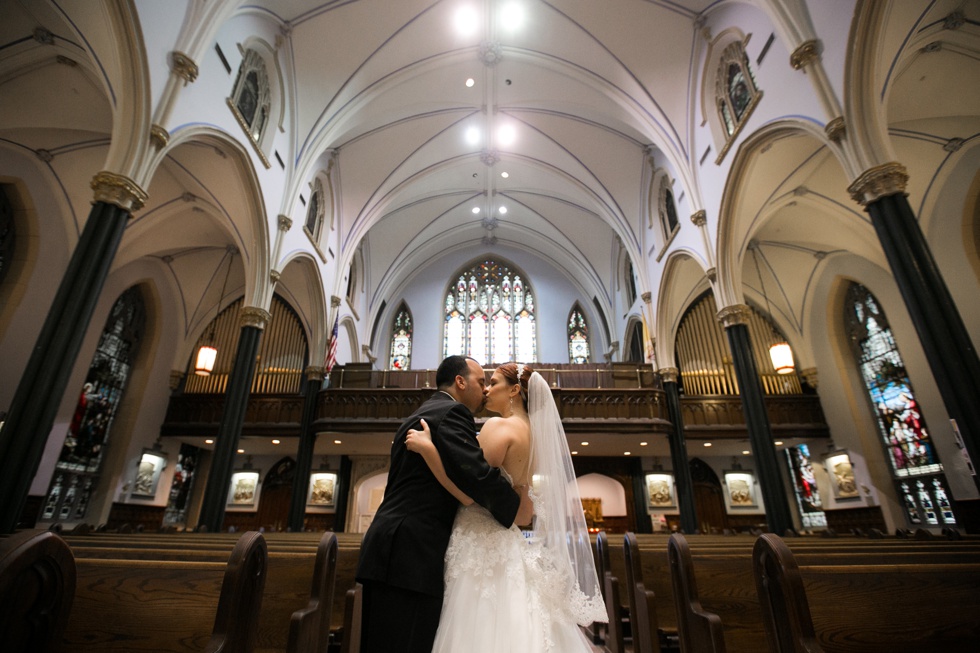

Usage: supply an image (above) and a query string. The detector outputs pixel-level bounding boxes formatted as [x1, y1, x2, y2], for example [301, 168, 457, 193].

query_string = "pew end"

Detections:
[667, 533, 727, 653]
[206, 531, 268, 653]
[339, 582, 363, 653]
[287, 532, 338, 653]
[752, 533, 825, 653]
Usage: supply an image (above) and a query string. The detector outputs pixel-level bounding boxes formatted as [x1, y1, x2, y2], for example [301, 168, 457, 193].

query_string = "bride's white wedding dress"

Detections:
[430, 371, 606, 652]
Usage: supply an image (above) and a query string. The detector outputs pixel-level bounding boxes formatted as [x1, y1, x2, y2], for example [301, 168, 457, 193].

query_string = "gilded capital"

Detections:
[270, 269, 281, 283]
[847, 162, 909, 205]
[659, 367, 679, 384]
[91, 171, 148, 212]
[801, 367, 818, 389]
[150, 124, 170, 150]
[240, 306, 272, 329]
[716, 303, 751, 328]
[690, 210, 707, 227]
[824, 117, 845, 144]
[305, 365, 326, 382]
[331, 295, 342, 308]
[169, 369, 184, 390]
[641, 291, 652, 305]
[278, 214, 293, 231]
[170, 51, 199, 83]
[790, 39, 822, 70]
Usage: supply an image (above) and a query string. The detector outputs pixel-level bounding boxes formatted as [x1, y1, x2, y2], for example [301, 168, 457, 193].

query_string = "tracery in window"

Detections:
[42, 286, 146, 522]
[715, 41, 761, 143]
[567, 304, 590, 364]
[844, 283, 955, 526]
[659, 176, 679, 238]
[443, 259, 536, 365]
[305, 178, 324, 242]
[230, 49, 271, 144]
[389, 303, 413, 370]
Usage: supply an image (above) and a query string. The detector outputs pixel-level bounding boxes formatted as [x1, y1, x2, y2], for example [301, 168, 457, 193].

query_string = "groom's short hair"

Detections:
[436, 355, 477, 389]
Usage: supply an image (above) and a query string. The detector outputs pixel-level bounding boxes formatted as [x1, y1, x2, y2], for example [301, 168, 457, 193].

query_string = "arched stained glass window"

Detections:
[231, 49, 271, 144]
[659, 176, 679, 238]
[844, 283, 956, 526]
[443, 260, 536, 365]
[305, 178, 324, 242]
[389, 303, 412, 370]
[42, 286, 146, 523]
[568, 304, 590, 364]
[715, 41, 761, 139]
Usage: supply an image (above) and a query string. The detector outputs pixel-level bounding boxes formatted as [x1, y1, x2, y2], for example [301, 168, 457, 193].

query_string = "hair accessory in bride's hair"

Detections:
[515, 363, 525, 380]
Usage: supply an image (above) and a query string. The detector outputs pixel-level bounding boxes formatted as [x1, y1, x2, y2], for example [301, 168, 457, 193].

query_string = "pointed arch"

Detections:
[567, 302, 591, 364]
[389, 302, 413, 370]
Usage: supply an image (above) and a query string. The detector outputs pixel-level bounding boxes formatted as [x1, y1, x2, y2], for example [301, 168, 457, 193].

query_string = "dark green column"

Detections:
[198, 308, 269, 532]
[0, 175, 145, 534]
[288, 366, 325, 532]
[629, 458, 653, 533]
[660, 367, 699, 534]
[850, 164, 980, 484]
[719, 305, 795, 535]
[332, 455, 352, 533]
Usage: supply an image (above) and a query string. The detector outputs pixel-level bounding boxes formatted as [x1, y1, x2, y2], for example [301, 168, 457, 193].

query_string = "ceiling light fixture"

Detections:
[195, 248, 235, 376]
[465, 126, 481, 146]
[500, 2, 525, 30]
[501, 171, 509, 178]
[751, 242, 795, 374]
[498, 206, 507, 215]
[471, 207, 481, 214]
[465, 78, 475, 87]
[454, 5, 479, 36]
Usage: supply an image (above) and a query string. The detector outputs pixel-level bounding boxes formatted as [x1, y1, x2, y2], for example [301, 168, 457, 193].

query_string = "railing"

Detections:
[681, 395, 828, 438]
[160, 393, 305, 436]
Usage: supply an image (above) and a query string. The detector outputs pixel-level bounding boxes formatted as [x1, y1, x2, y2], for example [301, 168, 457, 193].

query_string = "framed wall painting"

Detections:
[824, 451, 860, 500]
[227, 470, 261, 509]
[132, 449, 167, 498]
[307, 472, 338, 507]
[645, 473, 675, 508]
[724, 471, 757, 508]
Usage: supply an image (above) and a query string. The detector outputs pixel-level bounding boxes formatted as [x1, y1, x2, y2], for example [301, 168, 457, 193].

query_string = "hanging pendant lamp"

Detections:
[751, 243, 795, 374]
[195, 248, 235, 376]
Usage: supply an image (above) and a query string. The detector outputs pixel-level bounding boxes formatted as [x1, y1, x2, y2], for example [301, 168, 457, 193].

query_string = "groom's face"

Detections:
[458, 359, 488, 414]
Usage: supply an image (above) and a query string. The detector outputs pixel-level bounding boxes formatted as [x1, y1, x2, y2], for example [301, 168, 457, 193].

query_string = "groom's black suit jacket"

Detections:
[356, 391, 519, 598]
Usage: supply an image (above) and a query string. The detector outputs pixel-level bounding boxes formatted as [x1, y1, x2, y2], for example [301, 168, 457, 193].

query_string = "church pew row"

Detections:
[753, 533, 980, 653]
[0, 530, 76, 653]
[62, 531, 361, 653]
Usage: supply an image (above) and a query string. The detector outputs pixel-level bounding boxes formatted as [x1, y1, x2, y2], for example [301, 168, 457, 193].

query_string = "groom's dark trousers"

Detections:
[355, 392, 519, 652]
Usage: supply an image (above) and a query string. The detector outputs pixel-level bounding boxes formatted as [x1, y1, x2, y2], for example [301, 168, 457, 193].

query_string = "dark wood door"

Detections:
[693, 482, 728, 534]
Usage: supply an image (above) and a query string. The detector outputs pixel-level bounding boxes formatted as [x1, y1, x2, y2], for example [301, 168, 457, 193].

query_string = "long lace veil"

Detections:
[526, 371, 607, 625]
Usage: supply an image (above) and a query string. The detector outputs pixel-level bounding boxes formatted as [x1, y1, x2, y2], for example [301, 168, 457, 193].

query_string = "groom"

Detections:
[355, 355, 520, 653]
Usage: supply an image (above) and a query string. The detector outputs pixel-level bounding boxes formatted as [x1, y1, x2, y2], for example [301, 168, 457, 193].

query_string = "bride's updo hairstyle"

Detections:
[497, 362, 533, 410]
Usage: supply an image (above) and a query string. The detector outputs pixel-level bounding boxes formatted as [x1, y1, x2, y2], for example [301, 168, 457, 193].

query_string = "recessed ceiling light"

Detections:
[454, 5, 479, 36]
[465, 126, 480, 145]
[498, 206, 507, 215]
[205, 439, 214, 445]
[742, 450, 751, 455]
[640, 441, 648, 446]
[471, 206, 480, 214]
[237, 448, 245, 453]
[465, 78, 475, 88]
[272, 439, 281, 445]
[624, 451, 631, 456]
[501, 171, 509, 178]
[703, 442, 712, 447]
[580, 441, 589, 446]
[571, 451, 578, 455]
[775, 441, 784, 446]
[497, 123, 516, 147]
[500, 2, 524, 30]
[334, 439, 342, 444]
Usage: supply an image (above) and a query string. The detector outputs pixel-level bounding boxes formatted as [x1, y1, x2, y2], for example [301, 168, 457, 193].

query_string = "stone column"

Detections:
[287, 365, 325, 532]
[0, 172, 146, 534]
[197, 306, 270, 532]
[659, 367, 699, 534]
[849, 162, 980, 484]
[718, 305, 795, 535]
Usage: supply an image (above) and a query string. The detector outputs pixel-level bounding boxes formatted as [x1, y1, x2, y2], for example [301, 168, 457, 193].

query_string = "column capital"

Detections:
[800, 367, 818, 389]
[277, 214, 293, 231]
[690, 209, 707, 227]
[150, 124, 170, 150]
[716, 303, 751, 328]
[659, 367, 679, 383]
[824, 117, 845, 144]
[270, 269, 281, 283]
[331, 295, 342, 308]
[240, 306, 272, 329]
[305, 365, 326, 381]
[91, 171, 148, 212]
[848, 162, 909, 205]
[169, 370, 184, 390]
[641, 291, 652, 305]
[790, 39, 822, 70]
[170, 51, 199, 83]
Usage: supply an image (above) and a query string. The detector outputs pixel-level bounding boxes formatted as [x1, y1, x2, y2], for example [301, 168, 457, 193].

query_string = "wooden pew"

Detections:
[287, 532, 338, 653]
[340, 582, 363, 653]
[207, 531, 268, 653]
[0, 530, 76, 653]
[753, 533, 980, 653]
[623, 532, 678, 653]
[667, 533, 727, 653]
[596, 531, 626, 653]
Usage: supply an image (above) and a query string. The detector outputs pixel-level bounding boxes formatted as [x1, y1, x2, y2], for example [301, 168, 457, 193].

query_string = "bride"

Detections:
[405, 362, 606, 652]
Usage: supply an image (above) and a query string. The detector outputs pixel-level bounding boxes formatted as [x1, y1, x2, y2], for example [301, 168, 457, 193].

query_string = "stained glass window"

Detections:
[389, 303, 412, 370]
[231, 49, 271, 144]
[568, 305, 590, 364]
[305, 178, 324, 241]
[785, 445, 826, 529]
[844, 283, 956, 526]
[659, 176, 679, 238]
[716, 41, 761, 138]
[42, 286, 145, 523]
[443, 260, 536, 365]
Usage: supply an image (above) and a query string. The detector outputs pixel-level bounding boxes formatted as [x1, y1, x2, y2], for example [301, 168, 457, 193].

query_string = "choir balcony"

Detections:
[160, 363, 830, 442]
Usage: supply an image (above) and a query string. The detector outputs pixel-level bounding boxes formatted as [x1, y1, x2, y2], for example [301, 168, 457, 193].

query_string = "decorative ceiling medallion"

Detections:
[480, 149, 500, 166]
[479, 41, 502, 66]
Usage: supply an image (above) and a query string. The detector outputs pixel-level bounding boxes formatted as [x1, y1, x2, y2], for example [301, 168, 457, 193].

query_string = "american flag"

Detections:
[324, 314, 339, 373]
